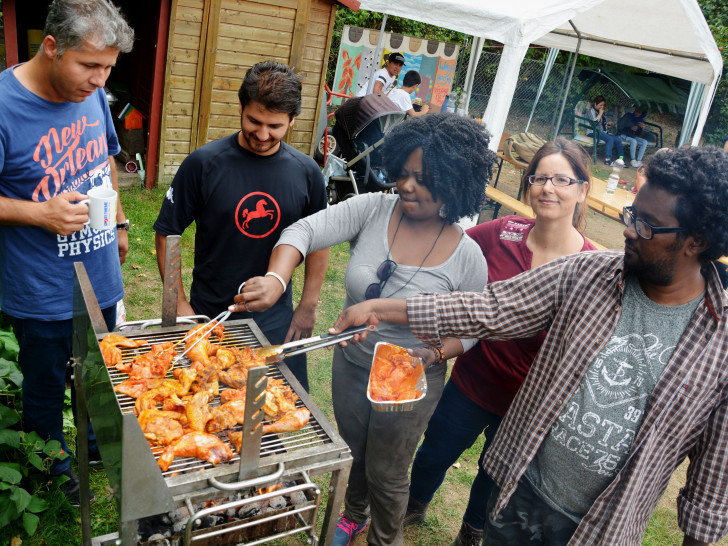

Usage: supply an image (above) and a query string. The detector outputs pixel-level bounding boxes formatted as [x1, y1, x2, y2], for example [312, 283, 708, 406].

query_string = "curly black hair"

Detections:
[380, 114, 495, 224]
[644, 146, 728, 262]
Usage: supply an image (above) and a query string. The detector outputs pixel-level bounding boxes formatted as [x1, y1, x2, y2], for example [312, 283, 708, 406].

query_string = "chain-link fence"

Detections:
[447, 48, 683, 141]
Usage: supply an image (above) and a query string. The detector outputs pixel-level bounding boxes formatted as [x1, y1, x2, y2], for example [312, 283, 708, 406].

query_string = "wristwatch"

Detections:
[116, 220, 130, 231]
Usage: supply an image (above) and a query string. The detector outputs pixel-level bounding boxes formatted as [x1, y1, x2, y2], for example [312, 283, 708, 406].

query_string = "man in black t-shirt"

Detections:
[154, 61, 328, 391]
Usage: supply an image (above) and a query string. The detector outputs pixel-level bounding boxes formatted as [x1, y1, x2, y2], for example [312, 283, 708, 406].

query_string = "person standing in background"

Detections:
[0, 0, 134, 506]
[357, 52, 405, 97]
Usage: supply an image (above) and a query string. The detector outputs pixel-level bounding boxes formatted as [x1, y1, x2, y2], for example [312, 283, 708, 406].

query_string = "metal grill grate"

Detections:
[104, 323, 332, 477]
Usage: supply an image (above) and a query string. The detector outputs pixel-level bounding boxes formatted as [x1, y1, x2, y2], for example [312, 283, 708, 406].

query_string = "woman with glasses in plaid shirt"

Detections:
[231, 113, 495, 546]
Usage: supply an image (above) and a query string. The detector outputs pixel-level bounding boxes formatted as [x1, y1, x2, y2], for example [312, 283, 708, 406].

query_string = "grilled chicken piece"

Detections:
[114, 377, 167, 399]
[184, 322, 225, 365]
[172, 367, 197, 394]
[138, 410, 186, 446]
[236, 346, 267, 369]
[190, 364, 220, 398]
[185, 391, 212, 432]
[205, 399, 247, 434]
[135, 385, 184, 414]
[126, 342, 176, 379]
[213, 347, 237, 370]
[219, 388, 246, 404]
[157, 431, 233, 471]
[228, 430, 243, 453]
[218, 365, 248, 389]
[263, 378, 299, 420]
[100, 334, 148, 368]
[262, 408, 311, 435]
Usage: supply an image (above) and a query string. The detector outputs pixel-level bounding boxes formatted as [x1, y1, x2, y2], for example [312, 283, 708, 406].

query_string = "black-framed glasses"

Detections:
[622, 206, 689, 240]
[365, 259, 397, 300]
[527, 175, 583, 187]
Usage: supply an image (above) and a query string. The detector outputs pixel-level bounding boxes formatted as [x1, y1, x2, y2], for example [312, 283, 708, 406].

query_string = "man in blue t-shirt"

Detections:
[154, 62, 328, 392]
[0, 0, 134, 506]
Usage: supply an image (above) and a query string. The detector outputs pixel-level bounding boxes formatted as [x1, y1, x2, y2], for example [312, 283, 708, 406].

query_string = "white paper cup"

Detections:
[82, 187, 117, 230]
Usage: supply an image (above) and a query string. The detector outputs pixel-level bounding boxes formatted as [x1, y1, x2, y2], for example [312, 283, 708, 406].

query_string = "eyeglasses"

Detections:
[621, 206, 689, 240]
[365, 259, 397, 300]
[527, 175, 583, 187]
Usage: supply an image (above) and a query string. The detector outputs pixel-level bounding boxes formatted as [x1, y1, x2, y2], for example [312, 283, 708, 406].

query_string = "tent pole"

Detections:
[367, 15, 389, 95]
[462, 36, 484, 117]
[526, 47, 559, 133]
[549, 51, 572, 138]
[553, 20, 581, 141]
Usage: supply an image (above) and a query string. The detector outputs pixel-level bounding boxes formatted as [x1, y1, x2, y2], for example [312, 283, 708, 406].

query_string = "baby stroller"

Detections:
[323, 93, 406, 204]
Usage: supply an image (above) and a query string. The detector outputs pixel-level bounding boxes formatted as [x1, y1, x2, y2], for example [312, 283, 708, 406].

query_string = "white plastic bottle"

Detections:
[605, 156, 624, 196]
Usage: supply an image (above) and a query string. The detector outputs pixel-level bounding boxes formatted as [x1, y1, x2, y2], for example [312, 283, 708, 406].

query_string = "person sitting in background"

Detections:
[356, 52, 405, 97]
[618, 108, 649, 167]
[388, 70, 430, 117]
[403, 137, 596, 546]
[587, 95, 624, 166]
[230, 114, 495, 546]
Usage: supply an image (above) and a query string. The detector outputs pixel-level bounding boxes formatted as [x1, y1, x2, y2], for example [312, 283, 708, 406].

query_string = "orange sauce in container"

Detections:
[369, 344, 424, 402]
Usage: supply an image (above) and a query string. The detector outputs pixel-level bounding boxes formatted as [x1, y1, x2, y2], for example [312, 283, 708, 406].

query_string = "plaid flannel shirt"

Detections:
[408, 250, 728, 544]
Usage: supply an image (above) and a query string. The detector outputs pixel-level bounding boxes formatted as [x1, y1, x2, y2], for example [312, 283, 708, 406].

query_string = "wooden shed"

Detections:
[1, 0, 358, 186]
[159, 0, 352, 183]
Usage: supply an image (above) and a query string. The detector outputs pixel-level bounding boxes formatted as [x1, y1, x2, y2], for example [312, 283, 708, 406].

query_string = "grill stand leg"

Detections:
[74, 357, 93, 546]
[320, 462, 351, 546]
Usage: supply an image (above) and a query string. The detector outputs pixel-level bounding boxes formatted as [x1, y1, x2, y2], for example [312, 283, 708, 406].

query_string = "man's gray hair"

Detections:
[43, 0, 134, 56]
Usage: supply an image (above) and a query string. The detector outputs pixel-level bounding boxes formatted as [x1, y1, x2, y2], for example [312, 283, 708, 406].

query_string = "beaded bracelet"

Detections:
[428, 345, 445, 363]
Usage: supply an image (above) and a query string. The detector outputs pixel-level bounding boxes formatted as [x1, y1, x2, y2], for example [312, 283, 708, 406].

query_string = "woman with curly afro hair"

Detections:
[232, 113, 496, 545]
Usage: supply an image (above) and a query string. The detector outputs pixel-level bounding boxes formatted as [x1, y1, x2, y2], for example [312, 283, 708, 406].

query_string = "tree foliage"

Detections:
[698, 0, 728, 146]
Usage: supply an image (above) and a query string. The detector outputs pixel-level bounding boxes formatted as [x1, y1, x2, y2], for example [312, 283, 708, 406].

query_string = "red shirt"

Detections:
[451, 216, 597, 415]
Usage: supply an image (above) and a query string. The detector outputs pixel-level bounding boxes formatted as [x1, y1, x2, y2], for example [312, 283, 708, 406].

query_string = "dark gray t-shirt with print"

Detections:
[532, 275, 703, 519]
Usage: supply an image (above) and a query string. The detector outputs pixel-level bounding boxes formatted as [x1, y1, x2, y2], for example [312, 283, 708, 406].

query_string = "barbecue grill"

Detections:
[71, 263, 352, 545]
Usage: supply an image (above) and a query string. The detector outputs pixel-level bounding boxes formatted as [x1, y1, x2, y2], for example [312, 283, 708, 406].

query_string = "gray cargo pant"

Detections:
[332, 347, 446, 546]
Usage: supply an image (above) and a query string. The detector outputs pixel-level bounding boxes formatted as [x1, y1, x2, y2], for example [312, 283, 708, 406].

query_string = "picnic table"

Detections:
[586, 176, 634, 221]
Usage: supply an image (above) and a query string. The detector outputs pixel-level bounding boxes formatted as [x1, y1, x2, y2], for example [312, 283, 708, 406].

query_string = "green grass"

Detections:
[2, 186, 718, 545]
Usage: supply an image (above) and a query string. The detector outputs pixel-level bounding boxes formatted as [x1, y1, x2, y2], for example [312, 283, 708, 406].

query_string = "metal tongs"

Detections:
[171, 280, 248, 364]
[254, 324, 375, 363]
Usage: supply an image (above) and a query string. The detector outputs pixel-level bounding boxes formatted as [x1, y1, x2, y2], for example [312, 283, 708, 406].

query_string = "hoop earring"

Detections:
[439, 204, 449, 219]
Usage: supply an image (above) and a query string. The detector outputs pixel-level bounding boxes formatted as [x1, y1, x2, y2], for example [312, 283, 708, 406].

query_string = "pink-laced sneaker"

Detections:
[333, 514, 370, 545]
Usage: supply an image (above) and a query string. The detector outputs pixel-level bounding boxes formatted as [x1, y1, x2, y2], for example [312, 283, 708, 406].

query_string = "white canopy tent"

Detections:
[355, 0, 722, 150]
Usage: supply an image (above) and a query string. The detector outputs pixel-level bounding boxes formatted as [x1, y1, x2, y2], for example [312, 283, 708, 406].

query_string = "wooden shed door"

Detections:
[161, 0, 328, 180]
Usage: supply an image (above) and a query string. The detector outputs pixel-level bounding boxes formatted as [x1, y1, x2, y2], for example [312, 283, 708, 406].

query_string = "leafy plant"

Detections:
[0, 321, 65, 538]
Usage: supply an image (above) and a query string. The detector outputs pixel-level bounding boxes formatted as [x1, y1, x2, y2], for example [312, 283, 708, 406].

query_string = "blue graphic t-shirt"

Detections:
[0, 66, 123, 320]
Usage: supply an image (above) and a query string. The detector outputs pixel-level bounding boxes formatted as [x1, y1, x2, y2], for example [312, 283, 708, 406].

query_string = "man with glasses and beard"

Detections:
[154, 61, 328, 392]
[331, 146, 728, 545]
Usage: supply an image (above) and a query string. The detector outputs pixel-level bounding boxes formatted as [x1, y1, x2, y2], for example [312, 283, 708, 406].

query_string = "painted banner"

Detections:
[332, 26, 460, 107]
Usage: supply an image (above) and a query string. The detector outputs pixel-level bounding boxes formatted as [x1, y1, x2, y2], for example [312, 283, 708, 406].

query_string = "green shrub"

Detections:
[0, 321, 65, 538]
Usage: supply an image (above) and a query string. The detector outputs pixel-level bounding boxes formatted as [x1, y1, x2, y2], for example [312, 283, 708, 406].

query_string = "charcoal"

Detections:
[147, 534, 171, 545]
[287, 491, 307, 506]
[225, 507, 237, 518]
[238, 500, 264, 518]
[269, 495, 287, 510]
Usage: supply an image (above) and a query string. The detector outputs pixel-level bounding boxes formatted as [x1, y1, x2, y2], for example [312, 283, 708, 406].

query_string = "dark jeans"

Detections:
[484, 480, 579, 545]
[598, 133, 624, 161]
[10, 305, 116, 476]
[409, 379, 503, 529]
[332, 347, 446, 546]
